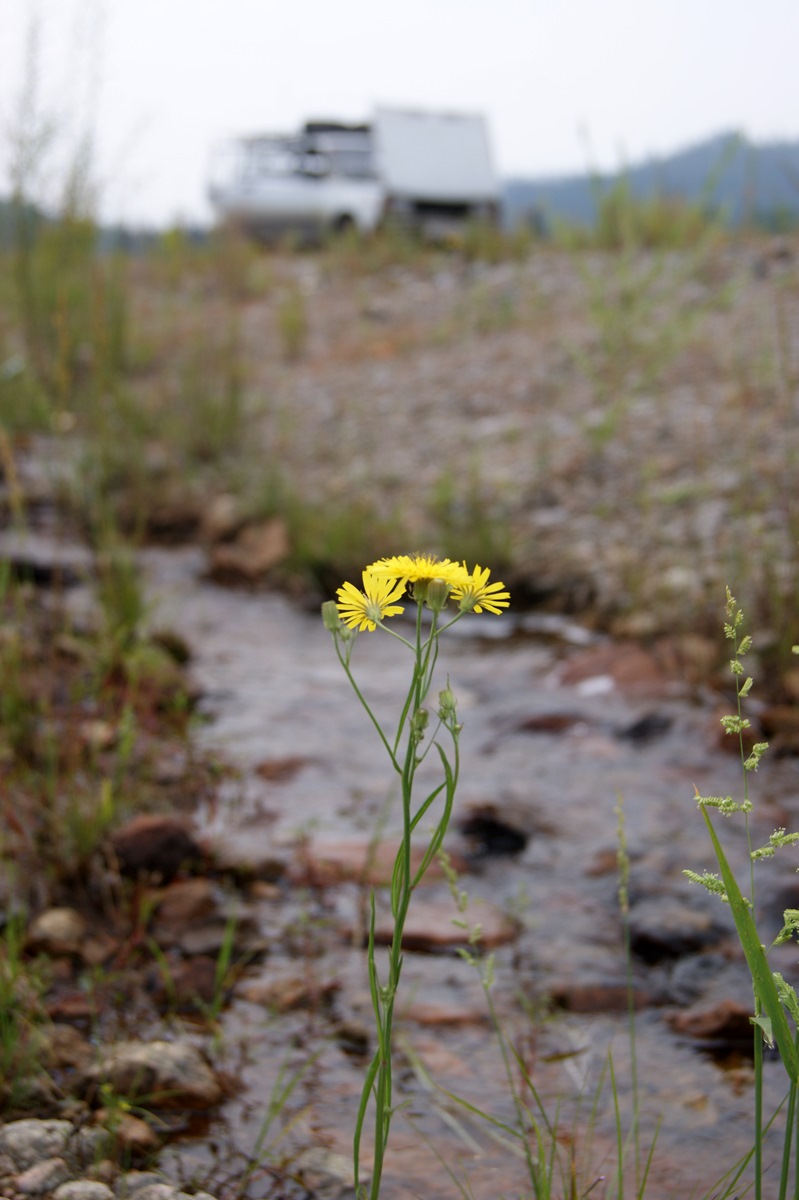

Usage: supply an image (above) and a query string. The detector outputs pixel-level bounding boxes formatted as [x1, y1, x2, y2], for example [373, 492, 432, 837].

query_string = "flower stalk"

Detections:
[323, 554, 508, 1197]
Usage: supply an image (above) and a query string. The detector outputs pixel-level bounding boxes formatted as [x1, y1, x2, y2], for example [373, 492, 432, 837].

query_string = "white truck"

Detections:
[208, 107, 500, 242]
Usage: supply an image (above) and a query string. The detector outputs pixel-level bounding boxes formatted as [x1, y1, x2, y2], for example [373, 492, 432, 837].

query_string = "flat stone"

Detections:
[237, 975, 339, 1012]
[15, 1157, 72, 1195]
[554, 641, 676, 699]
[122, 1186, 178, 1200]
[629, 898, 728, 963]
[667, 997, 753, 1045]
[154, 879, 218, 928]
[81, 1040, 222, 1110]
[288, 836, 467, 887]
[0, 1119, 73, 1170]
[27, 908, 87, 956]
[549, 979, 652, 1013]
[54, 1183, 116, 1200]
[208, 518, 289, 583]
[367, 895, 518, 952]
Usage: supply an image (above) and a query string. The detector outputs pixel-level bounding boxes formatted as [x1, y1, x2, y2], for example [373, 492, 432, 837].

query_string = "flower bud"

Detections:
[438, 686, 457, 721]
[425, 579, 451, 614]
[411, 707, 429, 742]
[321, 601, 343, 632]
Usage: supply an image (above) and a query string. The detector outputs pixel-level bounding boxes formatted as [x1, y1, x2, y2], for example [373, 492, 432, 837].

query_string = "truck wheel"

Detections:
[332, 214, 356, 236]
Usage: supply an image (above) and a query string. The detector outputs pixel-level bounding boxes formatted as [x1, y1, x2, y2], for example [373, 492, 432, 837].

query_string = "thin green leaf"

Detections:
[701, 808, 799, 1083]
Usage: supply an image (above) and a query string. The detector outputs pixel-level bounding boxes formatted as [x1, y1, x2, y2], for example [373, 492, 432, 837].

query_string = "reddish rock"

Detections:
[549, 980, 651, 1013]
[109, 816, 203, 882]
[254, 756, 309, 782]
[760, 705, 799, 754]
[555, 642, 673, 698]
[106, 1113, 160, 1156]
[516, 711, 589, 734]
[208, 518, 290, 583]
[667, 997, 753, 1045]
[289, 836, 468, 888]
[237, 975, 339, 1012]
[27, 908, 87, 956]
[404, 999, 489, 1026]
[154, 878, 218, 928]
[365, 895, 518, 952]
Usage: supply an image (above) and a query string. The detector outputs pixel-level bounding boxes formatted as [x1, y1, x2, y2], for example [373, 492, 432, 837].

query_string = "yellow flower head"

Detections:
[450, 564, 511, 615]
[336, 570, 406, 632]
[367, 553, 470, 590]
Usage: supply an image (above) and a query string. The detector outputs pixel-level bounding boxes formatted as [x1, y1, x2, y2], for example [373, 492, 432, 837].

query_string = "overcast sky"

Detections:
[1, 0, 797, 227]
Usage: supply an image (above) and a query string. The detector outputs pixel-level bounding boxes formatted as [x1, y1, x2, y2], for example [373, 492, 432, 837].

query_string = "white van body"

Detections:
[373, 107, 499, 238]
[208, 109, 500, 241]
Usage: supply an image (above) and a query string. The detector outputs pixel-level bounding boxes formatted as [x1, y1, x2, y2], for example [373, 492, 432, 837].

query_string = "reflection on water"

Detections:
[146, 548, 799, 1199]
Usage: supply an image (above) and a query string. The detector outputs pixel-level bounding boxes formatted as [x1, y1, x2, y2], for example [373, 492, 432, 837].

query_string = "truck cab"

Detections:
[208, 122, 384, 242]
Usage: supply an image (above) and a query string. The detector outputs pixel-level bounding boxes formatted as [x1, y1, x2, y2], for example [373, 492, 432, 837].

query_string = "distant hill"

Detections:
[502, 132, 799, 232]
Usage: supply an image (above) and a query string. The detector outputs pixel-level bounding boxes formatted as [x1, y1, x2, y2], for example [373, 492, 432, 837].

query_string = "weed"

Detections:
[0, 912, 51, 1109]
[276, 285, 309, 362]
[686, 590, 799, 1198]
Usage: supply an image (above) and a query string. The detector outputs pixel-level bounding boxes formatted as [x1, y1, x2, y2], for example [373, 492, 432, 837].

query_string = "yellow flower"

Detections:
[367, 553, 470, 590]
[450, 564, 511, 615]
[336, 571, 406, 632]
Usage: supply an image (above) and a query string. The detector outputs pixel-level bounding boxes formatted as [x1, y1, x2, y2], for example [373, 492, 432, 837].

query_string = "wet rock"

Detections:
[293, 1147, 358, 1200]
[15, 1156, 72, 1194]
[237, 974, 339, 1012]
[289, 836, 467, 888]
[0, 531, 90, 588]
[655, 633, 719, 687]
[0, 1119, 73, 1170]
[254, 755, 310, 782]
[370, 896, 518, 952]
[760, 704, 799, 755]
[27, 908, 88, 956]
[101, 1113, 160, 1156]
[81, 1040, 223, 1110]
[457, 809, 528, 857]
[168, 909, 266, 960]
[549, 979, 652, 1013]
[109, 817, 203, 883]
[664, 952, 739, 1006]
[333, 1021, 371, 1056]
[667, 997, 753, 1048]
[207, 832, 288, 883]
[404, 998, 489, 1026]
[207, 518, 290, 584]
[514, 711, 589, 735]
[153, 879, 218, 928]
[629, 898, 727, 964]
[147, 955, 223, 1012]
[615, 710, 673, 744]
[554, 641, 675, 699]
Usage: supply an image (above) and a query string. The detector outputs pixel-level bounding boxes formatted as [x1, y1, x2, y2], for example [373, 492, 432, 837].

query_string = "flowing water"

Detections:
[145, 548, 799, 1200]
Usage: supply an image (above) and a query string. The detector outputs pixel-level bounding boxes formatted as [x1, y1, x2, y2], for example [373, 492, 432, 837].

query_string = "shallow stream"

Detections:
[146, 548, 799, 1200]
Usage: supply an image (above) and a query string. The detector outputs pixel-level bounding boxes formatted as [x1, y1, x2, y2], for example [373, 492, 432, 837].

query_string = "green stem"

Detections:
[341, 595, 461, 1198]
